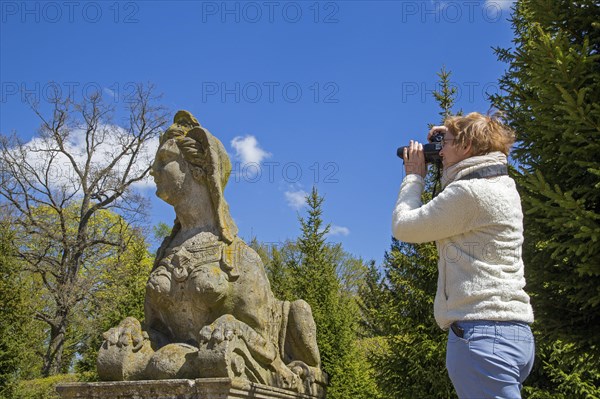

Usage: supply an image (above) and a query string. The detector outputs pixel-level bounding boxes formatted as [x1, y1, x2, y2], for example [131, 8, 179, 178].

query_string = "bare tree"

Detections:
[0, 84, 168, 376]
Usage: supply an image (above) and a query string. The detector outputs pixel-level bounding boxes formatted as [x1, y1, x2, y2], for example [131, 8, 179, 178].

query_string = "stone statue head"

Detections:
[157, 110, 238, 244]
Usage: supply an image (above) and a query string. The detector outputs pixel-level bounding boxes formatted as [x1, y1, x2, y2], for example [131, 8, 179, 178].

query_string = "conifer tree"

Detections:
[294, 188, 338, 319]
[251, 238, 296, 302]
[293, 188, 348, 396]
[491, 1, 600, 396]
[357, 262, 390, 338]
[0, 219, 27, 398]
[0, 216, 48, 395]
[293, 187, 380, 399]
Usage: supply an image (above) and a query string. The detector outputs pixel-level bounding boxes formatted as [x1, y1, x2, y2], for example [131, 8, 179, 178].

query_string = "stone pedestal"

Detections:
[56, 377, 323, 399]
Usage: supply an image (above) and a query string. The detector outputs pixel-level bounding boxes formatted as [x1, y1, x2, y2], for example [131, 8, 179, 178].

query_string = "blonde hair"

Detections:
[444, 112, 515, 156]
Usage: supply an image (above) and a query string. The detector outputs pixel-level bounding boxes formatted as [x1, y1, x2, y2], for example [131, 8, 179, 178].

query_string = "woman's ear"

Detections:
[461, 141, 473, 157]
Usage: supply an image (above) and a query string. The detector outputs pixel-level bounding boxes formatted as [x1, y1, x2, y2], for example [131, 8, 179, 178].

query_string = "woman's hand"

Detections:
[403, 140, 427, 178]
[428, 125, 448, 142]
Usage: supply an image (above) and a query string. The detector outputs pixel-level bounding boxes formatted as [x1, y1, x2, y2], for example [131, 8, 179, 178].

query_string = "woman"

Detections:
[392, 112, 535, 398]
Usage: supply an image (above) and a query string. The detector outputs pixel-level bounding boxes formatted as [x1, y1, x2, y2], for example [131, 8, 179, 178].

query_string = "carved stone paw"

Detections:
[97, 317, 154, 381]
[277, 364, 301, 391]
[199, 314, 240, 344]
[102, 317, 149, 351]
[286, 360, 328, 397]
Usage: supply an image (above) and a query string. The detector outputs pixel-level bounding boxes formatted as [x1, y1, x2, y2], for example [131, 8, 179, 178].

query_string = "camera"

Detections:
[397, 132, 443, 164]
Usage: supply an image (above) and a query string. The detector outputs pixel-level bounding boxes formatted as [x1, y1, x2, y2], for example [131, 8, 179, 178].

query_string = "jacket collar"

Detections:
[441, 151, 508, 190]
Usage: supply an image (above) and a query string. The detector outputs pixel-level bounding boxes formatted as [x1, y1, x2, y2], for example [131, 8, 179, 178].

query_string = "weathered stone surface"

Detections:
[56, 377, 321, 399]
[96, 111, 326, 397]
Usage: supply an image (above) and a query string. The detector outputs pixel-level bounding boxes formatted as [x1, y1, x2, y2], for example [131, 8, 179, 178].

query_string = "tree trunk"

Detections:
[41, 309, 69, 376]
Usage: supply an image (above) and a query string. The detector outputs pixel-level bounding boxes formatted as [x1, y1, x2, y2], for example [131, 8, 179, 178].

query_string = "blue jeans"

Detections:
[446, 320, 535, 399]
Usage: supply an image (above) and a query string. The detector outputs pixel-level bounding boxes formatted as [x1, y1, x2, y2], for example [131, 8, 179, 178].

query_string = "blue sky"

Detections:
[0, 0, 517, 263]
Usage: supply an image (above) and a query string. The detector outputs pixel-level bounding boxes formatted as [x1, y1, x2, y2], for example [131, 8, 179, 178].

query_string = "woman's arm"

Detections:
[392, 177, 477, 243]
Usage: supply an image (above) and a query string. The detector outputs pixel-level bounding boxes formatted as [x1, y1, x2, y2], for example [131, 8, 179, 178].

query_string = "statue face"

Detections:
[151, 138, 188, 205]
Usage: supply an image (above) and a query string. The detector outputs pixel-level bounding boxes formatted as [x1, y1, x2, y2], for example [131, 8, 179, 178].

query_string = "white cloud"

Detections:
[132, 136, 159, 190]
[230, 135, 271, 165]
[19, 125, 159, 193]
[327, 225, 350, 237]
[284, 189, 308, 210]
[485, 0, 516, 10]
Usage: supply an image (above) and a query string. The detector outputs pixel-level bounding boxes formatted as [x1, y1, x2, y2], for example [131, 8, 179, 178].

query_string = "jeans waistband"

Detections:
[450, 320, 531, 340]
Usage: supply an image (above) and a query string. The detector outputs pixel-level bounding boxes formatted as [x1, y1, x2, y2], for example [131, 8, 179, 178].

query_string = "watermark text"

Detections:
[201, 81, 340, 104]
[200, 1, 339, 23]
[1, 1, 140, 23]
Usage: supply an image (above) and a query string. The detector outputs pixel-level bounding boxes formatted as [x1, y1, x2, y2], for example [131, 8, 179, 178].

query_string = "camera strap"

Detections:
[457, 164, 508, 181]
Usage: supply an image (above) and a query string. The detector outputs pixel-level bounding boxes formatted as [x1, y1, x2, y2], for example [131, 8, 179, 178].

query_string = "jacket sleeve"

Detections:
[391, 174, 477, 243]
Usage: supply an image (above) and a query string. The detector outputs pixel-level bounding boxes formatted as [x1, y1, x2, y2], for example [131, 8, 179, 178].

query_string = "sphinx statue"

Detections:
[97, 111, 326, 397]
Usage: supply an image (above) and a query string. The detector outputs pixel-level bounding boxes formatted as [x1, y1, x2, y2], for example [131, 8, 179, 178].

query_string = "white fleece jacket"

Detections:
[392, 152, 534, 329]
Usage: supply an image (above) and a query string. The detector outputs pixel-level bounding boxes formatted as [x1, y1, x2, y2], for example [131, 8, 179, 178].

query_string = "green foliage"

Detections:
[13, 374, 76, 399]
[492, 0, 600, 395]
[356, 261, 390, 338]
[75, 227, 154, 381]
[326, 335, 383, 399]
[0, 203, 154, 385]
[0, 218, 47, 397]
[152, 222, 172, 246]
[524, 338, 600, 399]
[251, 238, 298, 302]
[0, 220, 24, 398]
[16, 204, 149, 376]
